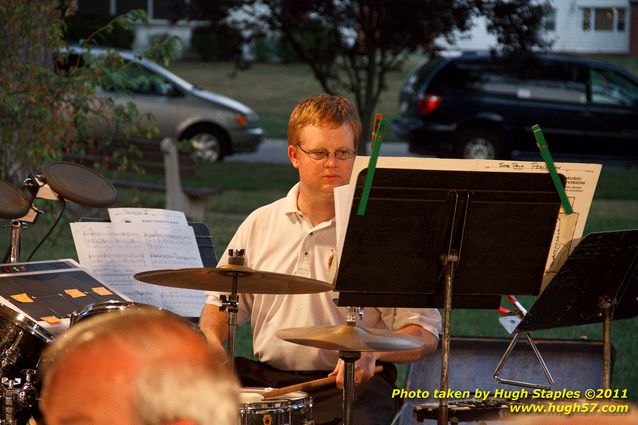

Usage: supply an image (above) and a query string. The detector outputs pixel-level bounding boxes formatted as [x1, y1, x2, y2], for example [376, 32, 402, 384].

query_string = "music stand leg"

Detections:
[439, 253, 458, 425]
[339, 350, 360, 425]
[603, 306, 612, 389]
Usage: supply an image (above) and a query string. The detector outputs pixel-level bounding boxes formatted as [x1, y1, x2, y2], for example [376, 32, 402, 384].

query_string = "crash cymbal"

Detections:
[276, 324, 425, 352]
[134, 264, 333, 294]
[0, 180, 30, 219]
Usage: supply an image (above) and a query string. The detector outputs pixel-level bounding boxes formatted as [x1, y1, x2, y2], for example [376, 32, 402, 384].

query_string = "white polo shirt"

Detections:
[206, 184, 442, 371]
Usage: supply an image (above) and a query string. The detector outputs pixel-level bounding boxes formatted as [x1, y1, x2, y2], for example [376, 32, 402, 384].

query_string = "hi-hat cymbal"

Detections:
[134, 264, 333, 294]
[276, 324, 425, 352]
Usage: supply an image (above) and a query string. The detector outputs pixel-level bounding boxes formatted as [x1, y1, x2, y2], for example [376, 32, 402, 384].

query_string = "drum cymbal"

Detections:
[0, 180, 30, 219]
[134, 265, 333, 294]
[276, 324, 425, 352]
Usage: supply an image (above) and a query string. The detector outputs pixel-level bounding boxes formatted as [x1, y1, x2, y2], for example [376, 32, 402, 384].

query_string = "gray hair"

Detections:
[133, 362, 239, 425]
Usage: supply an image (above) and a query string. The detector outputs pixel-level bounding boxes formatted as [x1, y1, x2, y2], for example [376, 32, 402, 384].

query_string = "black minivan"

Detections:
[391, 52, 638, 159]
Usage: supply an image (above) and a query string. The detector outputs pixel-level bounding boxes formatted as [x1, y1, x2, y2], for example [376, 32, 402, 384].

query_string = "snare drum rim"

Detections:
[0, 304, 53, 343]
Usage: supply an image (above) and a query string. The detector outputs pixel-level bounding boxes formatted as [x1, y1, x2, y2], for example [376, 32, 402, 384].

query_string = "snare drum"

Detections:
[0, 304, 52, 380]
[69, 301, 155, 326]
[240, 388, 313, 425]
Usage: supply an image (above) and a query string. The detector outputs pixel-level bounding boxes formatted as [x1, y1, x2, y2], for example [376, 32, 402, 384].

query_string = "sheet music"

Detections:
[71, 222, 204, 316]
[334, 157, 601, 290]
[108, 207, 188, 225]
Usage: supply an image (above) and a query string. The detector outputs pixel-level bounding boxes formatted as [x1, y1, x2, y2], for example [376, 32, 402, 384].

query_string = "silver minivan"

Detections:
[62, 47, 263, 162]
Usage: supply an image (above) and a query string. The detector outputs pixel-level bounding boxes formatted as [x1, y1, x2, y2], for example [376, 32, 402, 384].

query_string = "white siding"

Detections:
[549, 0, 629, 53]
[437, 0, 632, 54]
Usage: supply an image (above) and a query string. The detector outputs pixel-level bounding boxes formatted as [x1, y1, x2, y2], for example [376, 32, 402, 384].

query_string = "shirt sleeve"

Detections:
[380, 307, 442, 340]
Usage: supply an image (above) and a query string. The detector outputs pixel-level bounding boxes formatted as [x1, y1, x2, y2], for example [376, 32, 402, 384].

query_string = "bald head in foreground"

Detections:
[39, 308, 239, 425]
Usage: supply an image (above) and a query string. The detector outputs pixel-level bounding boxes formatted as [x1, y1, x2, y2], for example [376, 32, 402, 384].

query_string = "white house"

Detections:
[440, 0, 638, 55]
[76, 0, 638, 56]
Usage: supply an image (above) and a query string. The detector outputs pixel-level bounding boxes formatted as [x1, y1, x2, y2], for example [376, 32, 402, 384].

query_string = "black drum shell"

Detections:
[0, 304, 52, 381]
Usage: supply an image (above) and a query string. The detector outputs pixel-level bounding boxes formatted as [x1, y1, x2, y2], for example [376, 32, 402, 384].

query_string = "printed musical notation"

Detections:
[71, 221, 204, 316]
[108, 207, 188, 225]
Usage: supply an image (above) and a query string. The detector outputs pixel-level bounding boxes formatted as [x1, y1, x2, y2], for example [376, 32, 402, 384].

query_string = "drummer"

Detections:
[200, 94, 442, 424]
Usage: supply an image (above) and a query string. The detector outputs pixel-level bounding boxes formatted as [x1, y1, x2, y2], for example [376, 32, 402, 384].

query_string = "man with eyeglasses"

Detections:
[200, 94, 441, 424]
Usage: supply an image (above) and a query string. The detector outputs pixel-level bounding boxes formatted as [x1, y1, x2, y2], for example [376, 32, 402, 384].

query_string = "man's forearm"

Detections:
[374, 325, 438, 364]
[200, 303, 230, 346]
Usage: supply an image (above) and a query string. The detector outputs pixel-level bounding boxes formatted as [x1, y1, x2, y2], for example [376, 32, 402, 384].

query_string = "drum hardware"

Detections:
[240, 387, 313, 425]
[0, 332, 24, 371]
[276, 306, 424, 425]
[0, 369, 38, 425]
[134, 251, 333, 364]
[0, 306, 52, 425]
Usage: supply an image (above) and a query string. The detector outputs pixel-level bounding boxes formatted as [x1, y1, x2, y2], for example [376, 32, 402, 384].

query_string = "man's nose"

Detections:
[323, 153, 339, 166]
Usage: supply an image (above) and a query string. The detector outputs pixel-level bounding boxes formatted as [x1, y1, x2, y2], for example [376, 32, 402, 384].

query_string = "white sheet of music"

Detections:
[333, 156, 601, 289]
[70, 222, 205, 316]
[108, 207, 188, 225]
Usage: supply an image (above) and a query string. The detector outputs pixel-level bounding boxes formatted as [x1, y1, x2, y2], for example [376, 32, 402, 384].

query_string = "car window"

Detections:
[429, 58, 587, 104]
[590, 68, 638, 106]
[514, 60, 587, 104]
[101, 61, 172, 96]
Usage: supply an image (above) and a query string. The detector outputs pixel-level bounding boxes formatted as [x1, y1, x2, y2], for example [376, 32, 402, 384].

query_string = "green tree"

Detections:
[0, 2, 178, 184]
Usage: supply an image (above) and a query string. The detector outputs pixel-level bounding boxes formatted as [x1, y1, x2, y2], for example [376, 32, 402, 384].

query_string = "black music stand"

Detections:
[512, 230, 638, 388]
[334, 167, 563, 425]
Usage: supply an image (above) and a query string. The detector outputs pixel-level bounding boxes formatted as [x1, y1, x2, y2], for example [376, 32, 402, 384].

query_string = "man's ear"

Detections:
[288, 144, 300, 169]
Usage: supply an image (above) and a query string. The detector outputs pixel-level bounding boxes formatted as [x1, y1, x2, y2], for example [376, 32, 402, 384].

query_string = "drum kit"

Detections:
[135, 250, 425, 425]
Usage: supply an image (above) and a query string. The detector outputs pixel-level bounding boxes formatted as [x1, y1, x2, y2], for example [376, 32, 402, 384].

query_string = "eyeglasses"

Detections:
[296, 144, 357, 161]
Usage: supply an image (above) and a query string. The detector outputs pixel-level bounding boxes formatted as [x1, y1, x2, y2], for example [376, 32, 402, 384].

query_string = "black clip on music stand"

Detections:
[335, 167, 563, 425]
[508, 230, 638, 389]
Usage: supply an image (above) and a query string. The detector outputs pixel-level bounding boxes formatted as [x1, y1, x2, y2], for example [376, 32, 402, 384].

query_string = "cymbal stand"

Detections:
[4, 208, 42, 264]
[219, 249, 245, 365]
[340, 306, 364, 425]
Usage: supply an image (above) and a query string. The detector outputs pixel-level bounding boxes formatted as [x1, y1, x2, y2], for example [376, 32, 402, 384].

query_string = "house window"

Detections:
[116, 0, 147, 15]
[543, 8, 556, 32]
[582, 7, 626, 32]
[617, 8, 626, 31]
[583, 8, 591, 31]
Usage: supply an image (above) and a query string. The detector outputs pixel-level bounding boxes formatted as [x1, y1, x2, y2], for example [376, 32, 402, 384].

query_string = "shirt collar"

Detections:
[284, 183, 301, 215]
[284, 183, 335, 227]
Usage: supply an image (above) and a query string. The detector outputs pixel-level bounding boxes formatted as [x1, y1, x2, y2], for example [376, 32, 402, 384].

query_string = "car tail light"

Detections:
[417, 93, 442, 115]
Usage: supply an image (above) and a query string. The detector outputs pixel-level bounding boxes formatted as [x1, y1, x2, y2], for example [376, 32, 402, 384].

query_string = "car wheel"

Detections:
[182, 126, 228, 162]
[457, 128, 506, 160]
